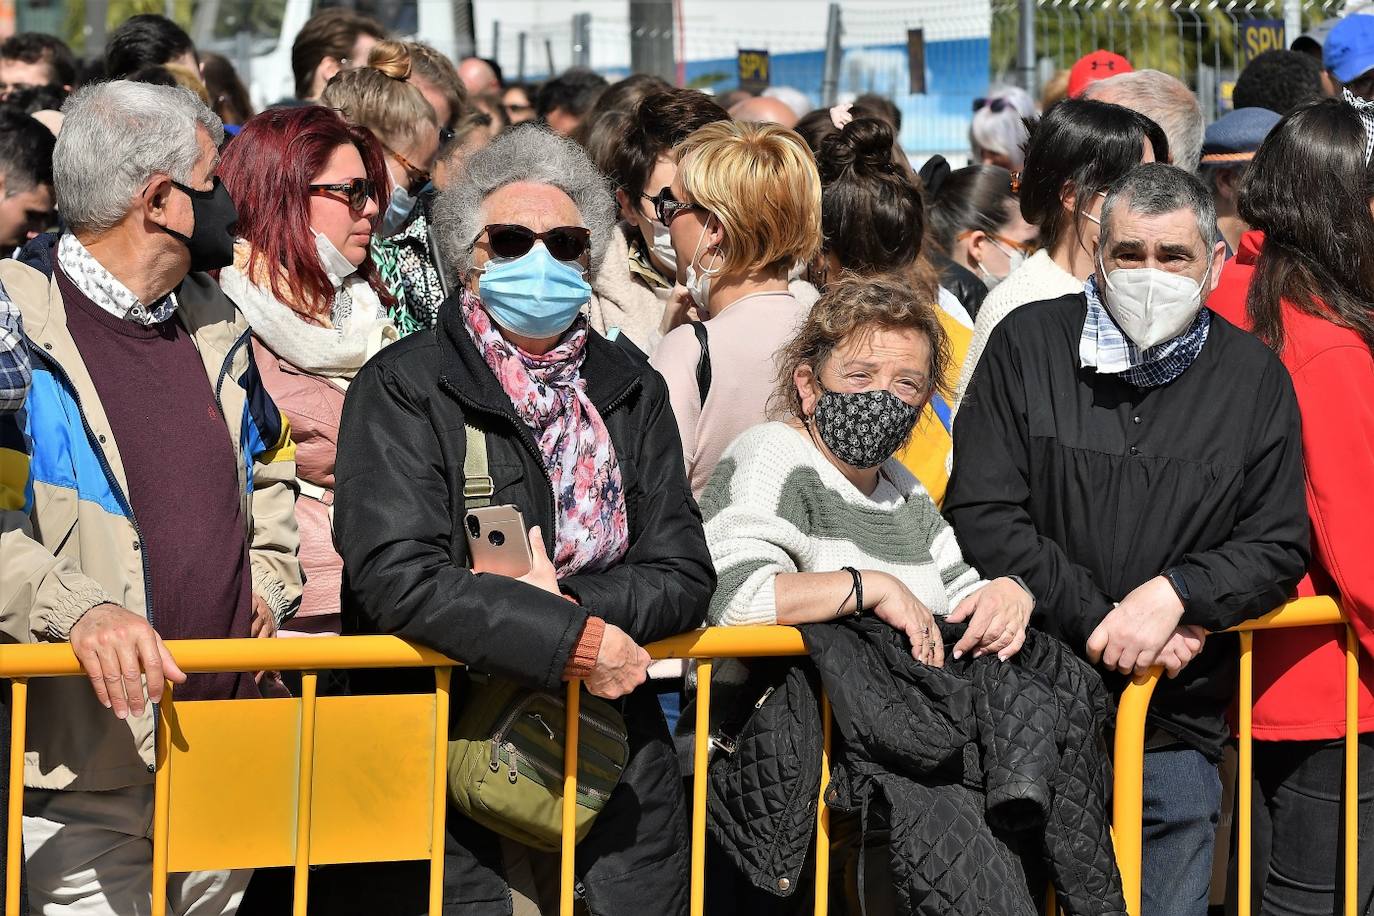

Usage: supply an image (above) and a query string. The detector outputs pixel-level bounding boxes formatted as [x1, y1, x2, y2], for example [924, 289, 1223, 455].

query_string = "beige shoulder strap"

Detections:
[463, 424, 494, 509]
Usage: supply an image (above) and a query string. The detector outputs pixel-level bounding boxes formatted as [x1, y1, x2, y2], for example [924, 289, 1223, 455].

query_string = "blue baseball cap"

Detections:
[1324, 14, 1374, 83]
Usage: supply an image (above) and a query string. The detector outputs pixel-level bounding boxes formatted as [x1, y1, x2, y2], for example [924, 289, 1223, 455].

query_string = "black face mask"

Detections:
[161, 177, 238, 273]
[812, 385, 920, 470]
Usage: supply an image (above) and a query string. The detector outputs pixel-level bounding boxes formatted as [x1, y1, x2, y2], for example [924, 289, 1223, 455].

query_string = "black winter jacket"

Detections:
[333, 301, 715, 915]
[930, 251, 989, 322]
[708, 618, 1125, 916]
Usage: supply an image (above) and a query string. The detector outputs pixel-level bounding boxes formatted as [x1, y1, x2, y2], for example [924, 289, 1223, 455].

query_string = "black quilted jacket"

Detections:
[707, 617, 1125, 916]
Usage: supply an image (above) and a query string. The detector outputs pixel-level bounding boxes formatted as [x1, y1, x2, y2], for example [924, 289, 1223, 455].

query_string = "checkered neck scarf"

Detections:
[1345, 89, 1374, 165]
[1079, 274, 1211, 388]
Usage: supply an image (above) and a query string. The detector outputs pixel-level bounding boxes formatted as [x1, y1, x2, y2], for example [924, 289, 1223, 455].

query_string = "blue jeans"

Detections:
[1141, 743, 1223, 916]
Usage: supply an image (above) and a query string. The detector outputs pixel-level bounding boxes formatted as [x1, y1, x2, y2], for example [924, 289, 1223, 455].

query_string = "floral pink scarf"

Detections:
[461, 293, 629, 576]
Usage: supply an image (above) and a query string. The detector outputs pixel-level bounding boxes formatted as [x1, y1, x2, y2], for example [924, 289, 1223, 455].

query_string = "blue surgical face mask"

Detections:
[478, 244, 592, 339]
[379, 168, 427, 238]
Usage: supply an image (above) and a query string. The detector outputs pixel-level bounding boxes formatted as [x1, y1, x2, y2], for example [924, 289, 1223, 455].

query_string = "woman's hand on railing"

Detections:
[585, 624, 651, 699]
[69, 603, 188, 719]
[947, 577, 1034, 662]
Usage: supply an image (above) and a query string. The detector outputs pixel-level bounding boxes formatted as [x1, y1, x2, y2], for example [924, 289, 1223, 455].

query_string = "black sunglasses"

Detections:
[648, 186, 705, 226]
[477, 223, 591, 262]
[308, 177, 374, 213]
[973, 97, 1011, 113]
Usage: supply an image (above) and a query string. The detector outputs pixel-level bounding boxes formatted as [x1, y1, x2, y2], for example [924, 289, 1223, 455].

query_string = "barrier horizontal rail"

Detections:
[1112, 596, 1351, 916]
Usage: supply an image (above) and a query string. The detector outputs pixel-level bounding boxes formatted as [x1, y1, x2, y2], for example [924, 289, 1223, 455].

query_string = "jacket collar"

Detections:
[437, 293, 642, 417]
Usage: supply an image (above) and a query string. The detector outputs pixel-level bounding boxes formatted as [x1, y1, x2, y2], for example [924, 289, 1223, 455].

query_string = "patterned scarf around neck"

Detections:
[460, 292, 629, 576]
[1080, 273, 1211, 388]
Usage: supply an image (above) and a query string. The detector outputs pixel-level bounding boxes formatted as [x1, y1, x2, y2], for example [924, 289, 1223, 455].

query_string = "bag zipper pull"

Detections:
[528, 712, 556, 740]
[506, 742, 519, 784]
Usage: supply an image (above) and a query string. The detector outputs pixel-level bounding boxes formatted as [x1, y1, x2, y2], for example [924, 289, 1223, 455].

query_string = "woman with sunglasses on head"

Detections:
[321, 40, 445, 336]
[648, 119, 823, 498]
[333, 123, 712, 915]
[217, 105, 397, 641]
[969, 85, 1038, 171]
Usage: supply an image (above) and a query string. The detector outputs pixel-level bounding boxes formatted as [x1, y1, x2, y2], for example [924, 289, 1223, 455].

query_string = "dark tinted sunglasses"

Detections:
[308, 177, 374, 213]
[973, 97, 1011, 113]
[648, 186, 705, 226]
[479, 223, 591, 262]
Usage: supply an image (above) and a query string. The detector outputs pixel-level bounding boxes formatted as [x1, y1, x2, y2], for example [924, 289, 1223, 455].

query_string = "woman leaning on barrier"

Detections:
[1207, 95, 1374, 915]
[332, 124, 713, 916]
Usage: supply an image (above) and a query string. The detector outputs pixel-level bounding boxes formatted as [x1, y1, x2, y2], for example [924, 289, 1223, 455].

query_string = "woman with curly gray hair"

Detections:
[332, 123, 713, 915]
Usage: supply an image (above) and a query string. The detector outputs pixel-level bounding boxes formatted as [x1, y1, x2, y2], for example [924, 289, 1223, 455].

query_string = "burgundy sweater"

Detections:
[59, 268, 257, 701]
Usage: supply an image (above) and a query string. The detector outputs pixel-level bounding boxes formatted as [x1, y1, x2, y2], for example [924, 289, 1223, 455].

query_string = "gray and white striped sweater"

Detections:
[700, 421, 986, 627]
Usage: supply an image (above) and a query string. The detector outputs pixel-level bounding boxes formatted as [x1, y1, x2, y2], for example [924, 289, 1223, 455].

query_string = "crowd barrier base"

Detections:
[0, 598, 1354, 916]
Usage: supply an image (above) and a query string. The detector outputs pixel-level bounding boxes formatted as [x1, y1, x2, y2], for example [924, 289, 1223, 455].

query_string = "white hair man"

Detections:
[0, 80, 302, 913]
[1084, 69, 1206, 172]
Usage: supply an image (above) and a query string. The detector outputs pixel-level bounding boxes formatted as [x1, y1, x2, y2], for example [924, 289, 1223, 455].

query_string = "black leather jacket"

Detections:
[334, 298, 714, 915]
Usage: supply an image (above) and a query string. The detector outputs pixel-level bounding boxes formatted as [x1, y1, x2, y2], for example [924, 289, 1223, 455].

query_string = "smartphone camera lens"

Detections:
[466, 514, 480, 538]
[488, 530, 505, 547]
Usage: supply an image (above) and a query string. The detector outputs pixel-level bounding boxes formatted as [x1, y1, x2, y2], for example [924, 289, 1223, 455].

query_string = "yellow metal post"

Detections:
[1347, 627, 1359, 916]
[814, 691, 831, 916]
[151, 683, 174, 916]
[691, 661, 712, 916]
[293, 673, 319, 916]
[430, 668, 452, 916]
[1238, 633, 1253, 916]
[561, 680, 581, 916]
[6, 679, 25, 916]
[1112, 670, 1159, 916]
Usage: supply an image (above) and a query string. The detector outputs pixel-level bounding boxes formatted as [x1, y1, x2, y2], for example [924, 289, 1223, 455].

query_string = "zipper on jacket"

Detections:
[30, 346, 159, 731]
[213, 329, 251, 414]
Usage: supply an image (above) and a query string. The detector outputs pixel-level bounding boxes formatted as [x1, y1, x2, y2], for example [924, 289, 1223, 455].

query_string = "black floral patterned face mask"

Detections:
[811, 384, 920, 469]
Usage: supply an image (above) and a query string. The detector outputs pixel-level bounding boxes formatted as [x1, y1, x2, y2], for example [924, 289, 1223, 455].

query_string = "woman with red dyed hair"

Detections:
[218, 104, 398, 637]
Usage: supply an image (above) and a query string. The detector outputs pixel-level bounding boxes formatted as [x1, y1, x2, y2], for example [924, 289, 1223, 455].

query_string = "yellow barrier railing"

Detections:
[0, 626, 825, 916]
[1112, 596, 1355, 916]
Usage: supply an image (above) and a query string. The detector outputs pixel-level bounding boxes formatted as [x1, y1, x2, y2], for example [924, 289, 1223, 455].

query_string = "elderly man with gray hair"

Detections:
[0, 80, 302, 914]
[1084, 69, 1206, 172]
[334, 123, 711, 914]
[945, 162, 1308, 916]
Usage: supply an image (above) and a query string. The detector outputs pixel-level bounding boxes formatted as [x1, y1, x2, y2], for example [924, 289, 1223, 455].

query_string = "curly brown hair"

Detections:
[770, 272, 951, 422]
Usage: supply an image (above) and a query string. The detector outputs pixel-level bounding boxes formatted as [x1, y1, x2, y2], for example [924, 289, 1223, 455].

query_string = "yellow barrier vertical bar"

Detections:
[1238, 632, 1253, 916]
[813, 690, 831, 916]
[691, 661, 713, 916]
[1346, 626, 1358, 916]
[293, 672, 319, 916]
[6, 679, 26, 916]
[1045, 886, 1056, 916]
[151, 684, 174, 916]
[1112, 672, 1158, 916]
[561, 680, 581, 916]
[430, 667, 452, 916]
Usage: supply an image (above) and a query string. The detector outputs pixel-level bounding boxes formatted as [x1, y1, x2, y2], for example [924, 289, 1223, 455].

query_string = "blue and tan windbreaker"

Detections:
[0, 250, 303, 791]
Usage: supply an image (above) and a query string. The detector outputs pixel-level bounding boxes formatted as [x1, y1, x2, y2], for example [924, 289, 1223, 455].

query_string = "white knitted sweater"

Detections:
[700, 422, 986, 628]
[954, 249, 1085, 410]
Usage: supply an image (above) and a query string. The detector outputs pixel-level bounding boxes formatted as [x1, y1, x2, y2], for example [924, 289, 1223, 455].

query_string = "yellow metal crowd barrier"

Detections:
[0, 598, 1356, 916]
[1112, 596, 1356, 916]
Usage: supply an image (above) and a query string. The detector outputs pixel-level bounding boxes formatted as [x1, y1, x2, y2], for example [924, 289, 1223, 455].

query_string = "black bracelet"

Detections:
[842, 566, 863, 618]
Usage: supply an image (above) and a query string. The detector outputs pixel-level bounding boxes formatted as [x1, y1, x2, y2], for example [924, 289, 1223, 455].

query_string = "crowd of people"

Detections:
[0, 6, 1370, 916]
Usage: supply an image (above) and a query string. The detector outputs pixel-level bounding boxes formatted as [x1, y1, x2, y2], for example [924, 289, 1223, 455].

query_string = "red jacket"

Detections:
[1208, 230, 1374, 740]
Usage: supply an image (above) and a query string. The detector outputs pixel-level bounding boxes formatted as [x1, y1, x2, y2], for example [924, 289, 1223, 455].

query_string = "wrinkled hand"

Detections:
[662, 284, 702, 333]
[70, 603, 187, 719]
[250, 593, 277, 639]
[867, 571, 944, 667]
[948, 577, 1034, 661]
[517, 526, 559, 595]
[585, 623, 651, 699]
[1149, 625, 1208, 679]
[1086, 576, 1186, 675]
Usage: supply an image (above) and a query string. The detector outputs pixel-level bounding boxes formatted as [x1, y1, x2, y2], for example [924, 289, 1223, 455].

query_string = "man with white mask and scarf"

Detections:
[944, 162, 1310, 916]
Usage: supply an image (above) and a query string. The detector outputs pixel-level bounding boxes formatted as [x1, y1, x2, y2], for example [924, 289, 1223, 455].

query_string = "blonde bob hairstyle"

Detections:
[674, 120, 822, 277]
[319, 39, 438, 155]
[769, 272, 951, 424]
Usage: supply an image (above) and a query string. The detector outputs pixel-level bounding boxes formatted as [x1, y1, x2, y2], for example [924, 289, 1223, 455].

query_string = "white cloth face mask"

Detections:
[648, 217, 677, 275]
[1100, 262, 1208, 350]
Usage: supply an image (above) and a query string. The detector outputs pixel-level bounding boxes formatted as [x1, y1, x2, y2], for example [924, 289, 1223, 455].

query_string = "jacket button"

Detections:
[1133, 415, 1142, 425]
[98, 435, 106, 444]
[147, 763, 155, 773]
[42, 342, 51, 350]
[1128, 446, 1139, 456]
[133, 541, 141, 551]
[777, 877, 791, 892]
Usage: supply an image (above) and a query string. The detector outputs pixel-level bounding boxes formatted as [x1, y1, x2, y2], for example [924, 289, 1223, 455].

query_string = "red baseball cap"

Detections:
[1067, 50, 1134, 98]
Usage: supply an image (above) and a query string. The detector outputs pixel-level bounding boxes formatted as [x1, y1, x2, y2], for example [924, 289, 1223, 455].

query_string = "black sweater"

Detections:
[944, 294, 1309, 760]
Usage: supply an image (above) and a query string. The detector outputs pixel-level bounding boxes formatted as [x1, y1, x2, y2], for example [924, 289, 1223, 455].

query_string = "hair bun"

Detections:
[818, 117, 898, 181]
[367, 40, 413, 81]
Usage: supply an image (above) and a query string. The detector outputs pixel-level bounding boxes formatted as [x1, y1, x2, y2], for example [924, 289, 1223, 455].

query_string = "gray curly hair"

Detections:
[432, 124, 616, 278]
